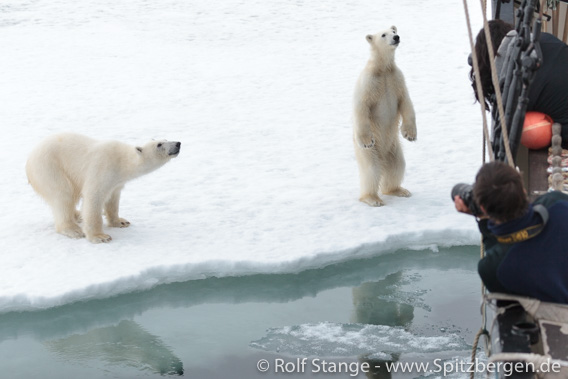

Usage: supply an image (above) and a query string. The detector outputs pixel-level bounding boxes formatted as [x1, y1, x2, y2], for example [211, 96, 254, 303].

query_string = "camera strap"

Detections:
[496, 205, 549, 244]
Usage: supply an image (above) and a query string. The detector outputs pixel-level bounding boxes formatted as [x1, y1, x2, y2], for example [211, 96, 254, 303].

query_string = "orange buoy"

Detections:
[520, 111, 553, 149]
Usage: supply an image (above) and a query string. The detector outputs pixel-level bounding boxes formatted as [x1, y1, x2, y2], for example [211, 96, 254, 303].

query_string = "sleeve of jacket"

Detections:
[477, 218, 510, 293]
[477, 218, 498, 250]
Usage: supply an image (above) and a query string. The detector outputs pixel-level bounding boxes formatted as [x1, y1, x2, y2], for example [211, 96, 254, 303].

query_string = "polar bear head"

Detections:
[366, 26, 399, 52]
[135, 140, 181, 175]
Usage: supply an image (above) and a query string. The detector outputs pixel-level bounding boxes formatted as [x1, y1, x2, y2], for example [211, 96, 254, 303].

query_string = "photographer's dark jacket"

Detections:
[477, 191, 568, 304]
[497, 31, 568, 144]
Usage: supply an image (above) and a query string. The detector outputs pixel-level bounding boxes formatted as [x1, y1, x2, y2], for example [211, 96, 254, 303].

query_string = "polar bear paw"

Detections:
[359, 194, 385, 207]
[362, 138, 376, 149]
[88, 233, 112, 244]
[356, 132, 376, 149]
[59, 224, 85, 239]
[385, 187, 412, 197]
[401, 125, 417, 141]
[108, 218, 131, 228]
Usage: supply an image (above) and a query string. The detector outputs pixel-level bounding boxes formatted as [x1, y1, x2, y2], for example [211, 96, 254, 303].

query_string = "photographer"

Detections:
[470, 20, 568, 146]
[453, 161, 568, 304]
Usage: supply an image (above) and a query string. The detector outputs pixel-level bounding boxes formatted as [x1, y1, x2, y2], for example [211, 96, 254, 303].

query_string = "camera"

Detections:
[451, 183, 483, 217]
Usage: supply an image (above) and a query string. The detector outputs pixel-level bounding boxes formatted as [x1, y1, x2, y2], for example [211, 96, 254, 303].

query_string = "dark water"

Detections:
[0, 246, 483, 378]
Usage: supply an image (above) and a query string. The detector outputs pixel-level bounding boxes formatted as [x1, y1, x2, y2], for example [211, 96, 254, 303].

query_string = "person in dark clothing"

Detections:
[454, 161, 568, 304]
[470, 20, 568, 145]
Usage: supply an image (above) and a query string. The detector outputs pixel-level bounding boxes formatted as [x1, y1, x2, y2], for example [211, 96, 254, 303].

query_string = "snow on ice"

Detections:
[0, 0, 483, 312]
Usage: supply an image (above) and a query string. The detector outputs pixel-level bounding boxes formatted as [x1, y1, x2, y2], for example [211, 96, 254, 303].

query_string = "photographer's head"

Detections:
[473, 161, 529, 223]
[469, 19, 514, 108]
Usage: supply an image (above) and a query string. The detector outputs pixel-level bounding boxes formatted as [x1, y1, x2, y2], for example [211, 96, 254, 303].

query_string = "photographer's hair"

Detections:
[469, 20, 514, 109]
[473, 161, 528, 223]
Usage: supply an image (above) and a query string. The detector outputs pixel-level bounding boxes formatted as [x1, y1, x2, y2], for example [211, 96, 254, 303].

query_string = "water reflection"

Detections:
[352, 272, 415, 327]
[0, 247, 477, 344]
[352, 272, 415, 379]
[0, 247, 479, 378]
[45, 320, 183, 376]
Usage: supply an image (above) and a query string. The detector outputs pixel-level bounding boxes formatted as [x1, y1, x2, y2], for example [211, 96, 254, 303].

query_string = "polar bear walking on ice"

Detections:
[26, 133, 181, 243]
[353, 26, 417, 207]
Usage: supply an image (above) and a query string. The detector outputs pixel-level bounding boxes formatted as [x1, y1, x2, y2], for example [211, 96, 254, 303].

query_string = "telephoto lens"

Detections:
[451, 183, 483, 216]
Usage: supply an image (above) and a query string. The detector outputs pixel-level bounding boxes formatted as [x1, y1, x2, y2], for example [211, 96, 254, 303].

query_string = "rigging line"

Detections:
[480, 0, 488, 164]
[462, 3, 491, 378]
[463, 0, 495, 162]
[479, 0, 515, 166]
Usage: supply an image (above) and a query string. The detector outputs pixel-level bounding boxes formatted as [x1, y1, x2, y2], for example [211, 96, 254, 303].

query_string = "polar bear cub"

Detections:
[26, 133, 181, 243]
[353, 26, 417, 207]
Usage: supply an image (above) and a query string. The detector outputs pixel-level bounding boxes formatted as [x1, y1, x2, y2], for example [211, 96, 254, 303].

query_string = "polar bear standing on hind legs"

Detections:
[353, 26, 417, 207]
[26, 133, 181, 243]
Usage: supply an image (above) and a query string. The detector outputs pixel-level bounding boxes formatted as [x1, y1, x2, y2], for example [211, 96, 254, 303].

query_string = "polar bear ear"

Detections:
[391, 25, 397, 33]
[366, 35, 373, 44]
[136, 146, 143, 154]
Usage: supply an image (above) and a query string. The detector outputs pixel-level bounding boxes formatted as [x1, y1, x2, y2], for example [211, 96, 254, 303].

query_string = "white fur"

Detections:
[26, 133, 180, 243]
[353, 26, 417, 207]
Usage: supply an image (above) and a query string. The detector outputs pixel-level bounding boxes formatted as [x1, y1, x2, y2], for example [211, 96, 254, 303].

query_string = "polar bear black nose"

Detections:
[393, 35, 400, 42]
[176, 142, 181, 148]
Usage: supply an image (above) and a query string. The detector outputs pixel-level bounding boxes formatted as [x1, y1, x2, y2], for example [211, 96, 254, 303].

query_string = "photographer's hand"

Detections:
[454, 195, 473, 215]
[454, 196, 489, 219]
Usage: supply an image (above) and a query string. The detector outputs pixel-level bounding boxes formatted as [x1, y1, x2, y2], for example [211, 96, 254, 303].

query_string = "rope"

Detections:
[479, 1, 515, 166]
[469, 243, 490, 379]
[463, 0, 495, 162]
[462, 4, 494, 377]
[470, 328, 490, 379]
